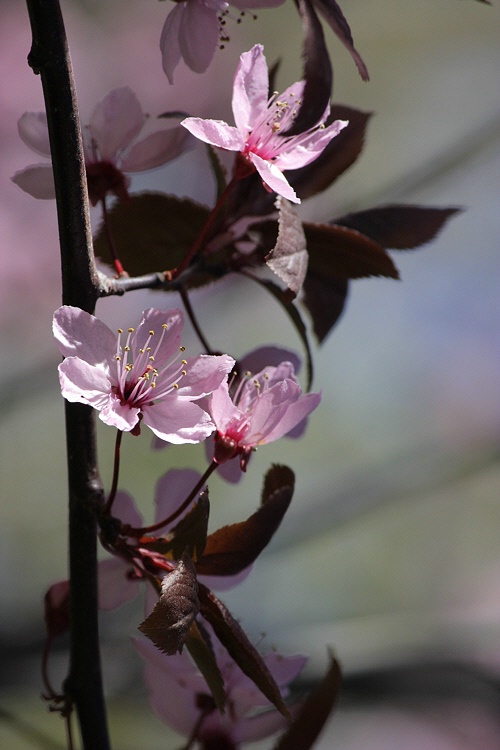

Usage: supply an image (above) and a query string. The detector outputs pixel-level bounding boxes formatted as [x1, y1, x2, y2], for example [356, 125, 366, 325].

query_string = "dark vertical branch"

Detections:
[24, 1, 110, 748]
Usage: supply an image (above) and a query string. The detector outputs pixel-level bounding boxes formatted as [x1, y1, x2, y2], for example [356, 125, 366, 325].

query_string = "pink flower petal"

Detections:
[154, 468, 202, 523]
[11, 164, 55, 199]
[160, 4, 183, 84]
[142, 398, 214, 444]
[89, 87, 144, 162]
[179, 0, 220, 74]
[131, 308, 184, 366]
[98, 557, 139, 610]
[208, 380, 241, 431]
[57, 358, 111, 408]
[17, 112, 51, 156]
[113, 491, 144, 528]
[260, 390, 321, 444]
[249, 152, 299, 203]
[232, 44, 269, 134]
[53, 306, 117, 366]
[176, 354, 235, 399]
[276, 118, 349, 171]
[99, 395, 140, 431]
[120, 127, 191, 172]
[181, 117, 245, 151]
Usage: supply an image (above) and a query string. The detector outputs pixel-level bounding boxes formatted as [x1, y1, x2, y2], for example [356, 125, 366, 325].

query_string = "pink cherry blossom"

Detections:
[133, 633, 306, 747]
[12, 87, 191, 204]
[53, 306, 234, 442]
[181, 44, 348, 202]
[208, 360, 321, 470]
[160, 0, 285, 84]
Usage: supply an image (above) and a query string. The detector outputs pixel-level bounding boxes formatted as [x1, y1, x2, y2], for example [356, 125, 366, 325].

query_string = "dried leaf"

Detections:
[266, 198, 308, 296]
[199, 586, 290, 718]
[196, 468, 294, 577]
[336, 205, 461, 250]
[273, 653, 342, 750]
[138, 552, 199, 655]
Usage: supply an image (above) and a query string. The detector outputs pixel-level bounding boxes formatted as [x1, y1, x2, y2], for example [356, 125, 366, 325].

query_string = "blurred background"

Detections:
[1, 0, 499, 747]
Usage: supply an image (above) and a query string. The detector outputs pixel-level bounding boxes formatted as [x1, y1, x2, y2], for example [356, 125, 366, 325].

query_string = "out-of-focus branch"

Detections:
[24, 1, 110, 748]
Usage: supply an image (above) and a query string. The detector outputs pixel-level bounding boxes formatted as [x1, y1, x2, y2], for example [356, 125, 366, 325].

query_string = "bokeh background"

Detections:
[1, 0, 499, 747]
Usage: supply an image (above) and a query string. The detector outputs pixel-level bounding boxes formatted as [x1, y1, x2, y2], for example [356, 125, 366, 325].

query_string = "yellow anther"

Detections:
[181, 359, 187, 365]
[125, 364, 133, 372]
[162, 323, 168, 329]
[115, 355, 121, 361]
[139, 348, 144, 354]
[150, 381, 156, 388]
[117, 328, 123, 334]
[128, 328, 134, 333]
[149, 356, 155, 361]
[149, 330, 154, 336]
[180, 346, 186, 352]
[124, 346, 131, 352]
[181, 370, 187, 376]
[173, 383, 179, 389]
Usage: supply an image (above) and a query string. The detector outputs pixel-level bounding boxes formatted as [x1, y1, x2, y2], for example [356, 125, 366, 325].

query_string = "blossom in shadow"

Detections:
[133, 633, 306, 748]
[160, 0, 285, 84]
[53, 306, 234, 442]
[182, 44, 348, 202]
[12, 87, 191, 204]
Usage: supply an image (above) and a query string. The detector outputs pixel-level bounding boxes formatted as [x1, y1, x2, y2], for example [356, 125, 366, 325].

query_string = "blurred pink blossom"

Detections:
[160, 0, 285, 84]
[53, 306, 234, 442]
[11, 87, 191, 204]
[182, 44, 348, 202]
[133, 633, 306, 747]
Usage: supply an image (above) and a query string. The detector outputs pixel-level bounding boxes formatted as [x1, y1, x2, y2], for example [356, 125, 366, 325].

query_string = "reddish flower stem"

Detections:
[172, 176, 238, 279]
[103, 430, 123, 515]
[101, 197, 127, 277]
[125, 460, 218, 537]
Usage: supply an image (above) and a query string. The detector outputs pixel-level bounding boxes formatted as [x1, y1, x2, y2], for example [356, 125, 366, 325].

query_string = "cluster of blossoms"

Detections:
[53, 306, 320, 453]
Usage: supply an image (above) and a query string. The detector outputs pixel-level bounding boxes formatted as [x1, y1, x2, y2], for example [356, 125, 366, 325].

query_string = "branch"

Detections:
[24, 1, 110, 747]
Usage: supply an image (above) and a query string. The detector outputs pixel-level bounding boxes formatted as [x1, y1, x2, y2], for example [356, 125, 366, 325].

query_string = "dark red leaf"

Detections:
[168, 490, 210, 562]
[285, 0, 332, 135]
[273, 654, 342, 750]
[266, 198, 308, 296]
[312, 0, 369, 80]
[261, 464, 296, 506]
[302, 274, 348, 344]
[288, 106, 372, 201]
[185, 620, 226, 712]
[93, 192, 209, 276]
[138, 552, 199, 655]
[199, 586, 290, 718]
[304, 223, 400, 280]
[336, 205, 461, 250]
[196, 467, 294, 577]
